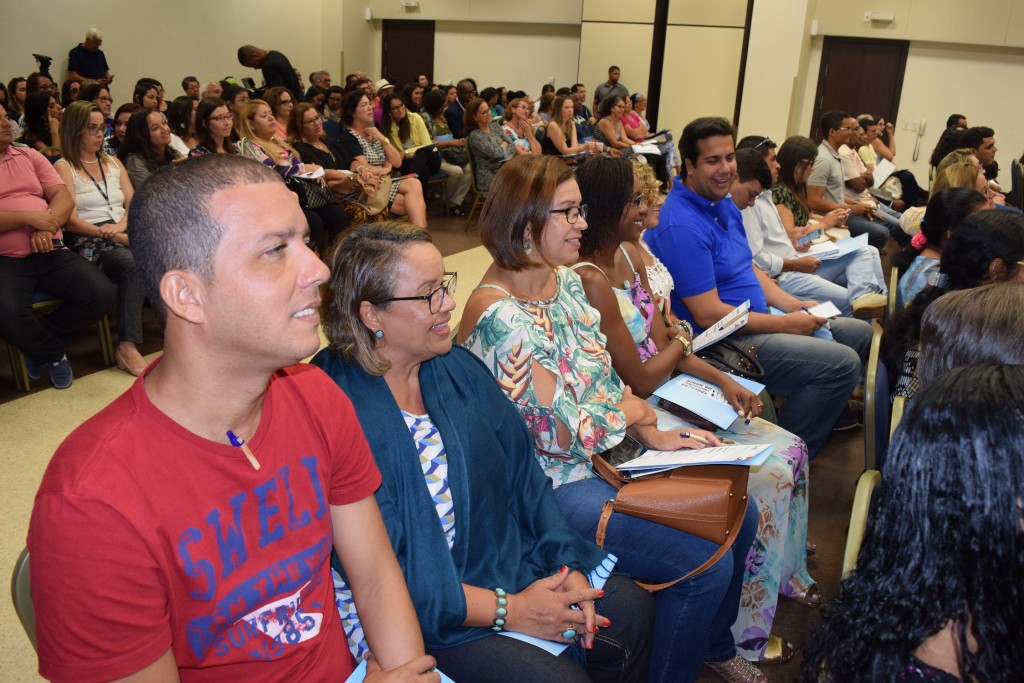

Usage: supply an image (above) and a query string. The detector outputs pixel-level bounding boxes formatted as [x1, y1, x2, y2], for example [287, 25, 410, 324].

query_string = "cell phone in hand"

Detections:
[50, 238, 65, 249]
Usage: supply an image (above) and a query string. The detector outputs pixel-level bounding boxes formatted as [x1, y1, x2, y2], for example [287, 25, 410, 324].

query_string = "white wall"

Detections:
[433, 21, 582, 93]
[1, 0, 329, 103]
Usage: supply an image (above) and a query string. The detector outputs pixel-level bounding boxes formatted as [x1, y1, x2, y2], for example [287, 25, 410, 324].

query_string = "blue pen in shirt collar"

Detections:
[227, 429, 261, 470]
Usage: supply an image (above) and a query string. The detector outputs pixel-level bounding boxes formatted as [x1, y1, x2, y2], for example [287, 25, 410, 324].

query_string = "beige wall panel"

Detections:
[369, 0, 470, 21]
[470, 0, 582, 23]
[658, 26, 744, 140]
[814, 0, 910, 38]
[369, 0, 581, 23]
[667, 0, 748, 27]
[906, 0, 1012, 44]
[0, 0, 325, 104]
[434, 22, 582, 94]
[738, 0, 815, 140]
[578, 23, 654, 104]
[895, 42, 1024, 187]
[1008, 1, 1024, 47]
[582, 0, 657, 23]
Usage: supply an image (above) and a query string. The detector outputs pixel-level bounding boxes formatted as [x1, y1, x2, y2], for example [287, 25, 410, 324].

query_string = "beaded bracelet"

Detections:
[491, 588, 508, 632]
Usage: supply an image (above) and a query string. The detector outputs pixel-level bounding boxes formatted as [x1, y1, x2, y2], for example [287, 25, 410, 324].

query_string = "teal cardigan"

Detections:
[311, 346, 608, 649]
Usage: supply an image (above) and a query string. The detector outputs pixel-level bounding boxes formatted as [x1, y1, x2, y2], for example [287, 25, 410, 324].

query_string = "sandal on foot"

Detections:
[806, 540, 817, 556]
[787, 583, 821, 607]
[706, 655, 767, 683]
[449, 205, 466, 218]
[760, 634, 795, 664]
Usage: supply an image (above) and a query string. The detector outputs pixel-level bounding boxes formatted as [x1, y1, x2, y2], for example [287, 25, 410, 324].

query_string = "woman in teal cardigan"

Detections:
[311, 222, 652, 683]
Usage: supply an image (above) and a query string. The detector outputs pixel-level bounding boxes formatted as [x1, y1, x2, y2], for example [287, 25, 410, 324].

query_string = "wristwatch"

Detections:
[672, 335, 693, 357]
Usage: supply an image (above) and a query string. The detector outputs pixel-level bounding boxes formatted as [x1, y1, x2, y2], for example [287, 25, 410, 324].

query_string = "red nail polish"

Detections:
[604, 619, 611, 627]
[597, 589, 605, 597]
[560, 565, 568, 573]
[589, 625, 598, 633]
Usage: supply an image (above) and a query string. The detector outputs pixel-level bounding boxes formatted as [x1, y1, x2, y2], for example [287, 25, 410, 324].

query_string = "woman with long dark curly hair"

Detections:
[802, 363, 1024, 682]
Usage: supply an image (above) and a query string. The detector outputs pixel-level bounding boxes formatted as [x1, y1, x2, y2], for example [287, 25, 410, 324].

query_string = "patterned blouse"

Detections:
[463, 267, 627, 487]
[237, 137, 304, 177]
[572, 246, 658, 361]
[639, 238, 675, 316]
[771, 184, 810, 228]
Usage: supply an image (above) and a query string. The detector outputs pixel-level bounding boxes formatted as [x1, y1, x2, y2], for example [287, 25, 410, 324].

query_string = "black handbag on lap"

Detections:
[697, 339, 765, 381]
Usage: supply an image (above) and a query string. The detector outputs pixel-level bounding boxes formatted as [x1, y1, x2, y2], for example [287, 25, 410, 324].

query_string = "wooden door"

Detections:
[381, 20, 435, 87]
[810, 37, 909, 141]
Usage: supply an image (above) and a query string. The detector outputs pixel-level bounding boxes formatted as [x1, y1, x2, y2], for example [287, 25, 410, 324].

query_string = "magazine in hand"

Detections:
[691, 300, 750, 353]
[615, 442, 774, 477]
[653, 372, 766, 431]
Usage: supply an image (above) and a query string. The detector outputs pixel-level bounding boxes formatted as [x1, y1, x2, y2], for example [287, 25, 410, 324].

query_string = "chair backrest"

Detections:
[1009, 159, 1023, 209]
[464, 138, 483, 194]
[862, 320, 885, 471]
[886, 266, 899, 322]
[11, 547, 36, 650]
[842, 469, 882, 579]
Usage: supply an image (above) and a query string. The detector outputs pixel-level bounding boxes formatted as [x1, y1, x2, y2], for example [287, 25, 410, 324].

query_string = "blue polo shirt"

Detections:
[646, 181, 767, 333]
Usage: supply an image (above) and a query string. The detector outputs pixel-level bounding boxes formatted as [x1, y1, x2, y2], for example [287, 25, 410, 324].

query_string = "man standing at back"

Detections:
[67, 28, 112, 85]
[237, 45, 303, 101]
[593, 66, 628, 112]
[28, 155, 437, 682]
[646, 117, 870, 458]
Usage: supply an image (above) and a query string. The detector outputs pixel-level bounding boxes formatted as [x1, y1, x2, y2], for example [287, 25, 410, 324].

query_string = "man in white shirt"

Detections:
[735, 136, 887, 318]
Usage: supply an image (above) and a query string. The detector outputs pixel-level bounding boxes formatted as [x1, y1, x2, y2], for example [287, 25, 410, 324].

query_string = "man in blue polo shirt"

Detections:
[645, 116, 872, 459]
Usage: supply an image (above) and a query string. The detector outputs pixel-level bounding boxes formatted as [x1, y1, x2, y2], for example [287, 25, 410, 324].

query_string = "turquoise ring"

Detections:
[562, 627, 577, 640]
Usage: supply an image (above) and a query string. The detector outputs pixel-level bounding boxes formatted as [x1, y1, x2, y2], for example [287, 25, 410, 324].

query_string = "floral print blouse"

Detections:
[463, 267, 627, 486]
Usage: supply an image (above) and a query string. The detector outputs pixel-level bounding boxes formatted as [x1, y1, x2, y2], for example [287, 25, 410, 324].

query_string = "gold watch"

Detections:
[673, 335, 693, 357]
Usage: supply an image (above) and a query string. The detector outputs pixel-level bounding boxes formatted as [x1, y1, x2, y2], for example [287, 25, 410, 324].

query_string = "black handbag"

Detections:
[285, 175, 333, 210]
[697, 338, 765, 381]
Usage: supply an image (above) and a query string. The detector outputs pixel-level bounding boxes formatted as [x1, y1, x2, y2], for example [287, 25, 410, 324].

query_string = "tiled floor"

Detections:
[1, 213, 866, 681]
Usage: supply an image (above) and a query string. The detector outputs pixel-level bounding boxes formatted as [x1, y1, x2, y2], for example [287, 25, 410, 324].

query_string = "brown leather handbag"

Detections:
[591, 438, 749, 590]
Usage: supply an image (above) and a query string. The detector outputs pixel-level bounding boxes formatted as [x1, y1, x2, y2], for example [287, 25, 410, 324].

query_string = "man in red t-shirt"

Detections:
[28, 155, 438, 683]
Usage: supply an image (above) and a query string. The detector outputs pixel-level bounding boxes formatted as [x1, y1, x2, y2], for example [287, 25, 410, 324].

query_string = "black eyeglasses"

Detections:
[548, 205, 588, 224]
[373, 272, 457, 314]
[753, 137, 775, 150]
[629, 192, 644, 207]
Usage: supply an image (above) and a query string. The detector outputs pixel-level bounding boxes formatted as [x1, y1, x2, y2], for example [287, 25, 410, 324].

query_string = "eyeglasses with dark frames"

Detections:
[373, 272, 457, 314]
[629, 192, 644, 207]
[548, 205, 588, 224]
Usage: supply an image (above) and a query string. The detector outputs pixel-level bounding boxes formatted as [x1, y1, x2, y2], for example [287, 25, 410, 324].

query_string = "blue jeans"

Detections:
[737, 316, 871, 458]
[429, 575, 653, 683]
[778, 244, 886, 316]
[847, 203, 908, 250]
[0, 250, 115, 363]
[554, 477, 758, 683]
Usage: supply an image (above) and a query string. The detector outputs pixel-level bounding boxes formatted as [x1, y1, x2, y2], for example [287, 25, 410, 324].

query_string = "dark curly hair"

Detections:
[891, 187, 987, 275]
[929, 127, 965, 167]
[801, 363, 1024, 682]
[575, 155, 634, 256]
[882, 209, 1024, 391]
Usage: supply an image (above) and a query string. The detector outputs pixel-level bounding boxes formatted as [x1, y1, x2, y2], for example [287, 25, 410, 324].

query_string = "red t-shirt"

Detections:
[28, 364, 381, 682]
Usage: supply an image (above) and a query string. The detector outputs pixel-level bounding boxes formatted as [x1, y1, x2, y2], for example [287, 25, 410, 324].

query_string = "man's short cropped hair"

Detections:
[608, 65, 620, 73]
[571, 83, 585, 93]
[679, 117, 736, 178]
[129, 155, 281, 321]
[734, 148, 772, 190]
[961, 126, 995, 150]
[819, 110, 851, 139]
[85, 28, 102, 41]
[181, 76, 198, 91]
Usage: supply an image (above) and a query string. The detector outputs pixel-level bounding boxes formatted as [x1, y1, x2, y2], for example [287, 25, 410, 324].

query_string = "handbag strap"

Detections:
[594, 493, 745, 592]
